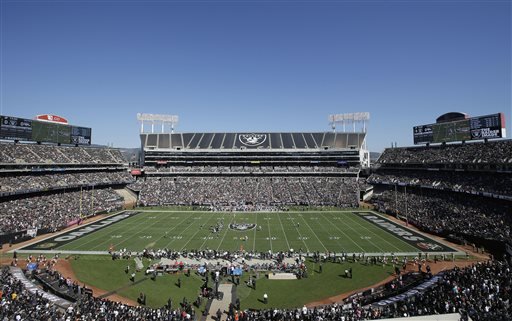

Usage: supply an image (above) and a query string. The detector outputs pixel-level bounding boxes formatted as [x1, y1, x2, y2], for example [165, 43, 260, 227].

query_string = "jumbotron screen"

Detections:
[0, 115, 91, 145]
[413, 113, 506, 144]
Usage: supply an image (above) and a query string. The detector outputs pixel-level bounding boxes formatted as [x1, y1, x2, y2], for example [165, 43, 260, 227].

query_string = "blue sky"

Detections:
[0, 0, 510, 151]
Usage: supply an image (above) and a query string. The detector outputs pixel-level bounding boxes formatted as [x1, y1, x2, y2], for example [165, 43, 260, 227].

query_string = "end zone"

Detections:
[13, 211, 142, 253]
[356, 212, 459, 253]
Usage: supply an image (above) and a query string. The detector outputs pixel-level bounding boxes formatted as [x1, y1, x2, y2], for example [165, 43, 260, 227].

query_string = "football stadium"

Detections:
[0, 111, 510, 321]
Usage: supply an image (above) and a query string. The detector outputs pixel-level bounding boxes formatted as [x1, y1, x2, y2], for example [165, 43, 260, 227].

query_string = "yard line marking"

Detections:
[113, 213, 188, 250]
[216, 213, 237, 252]
[277, 211, 291, 250]
[297, 214, 328, 253]
[252, 212, 258, 252]
[134, 213, 190, 250]
[318, 212, 366, 252]
[164, 213, 207, 250]
[357, 211, 429, 252]
[344, 212, 404, 252]
[74, 212, 151, 251]
[286, 212, 309, 252]
[266, 213, 273, 253]
[310, 212, 346, 252]
[153, 213, 203, 249]
[334, 212, 385, 253]
[198, 212, 226, 250]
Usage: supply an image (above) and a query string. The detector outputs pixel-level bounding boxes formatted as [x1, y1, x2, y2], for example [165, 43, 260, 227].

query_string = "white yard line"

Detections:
[216, 214, 237, 252]
[311, 212, 346, 252]
[83, 213, 151, 251]
[165, 215, 209, 250]
[139, 216, 190, 248]
[276, 211, 291, 250]
[362, 211, 454, 252]
[285, 213, 310, 252]
[297, 214, 328, 253]
[252, 212, 258, 252]
[197, 213, 225, 250]
[266, 213, 273, 252]
[333, 212, 385, 253]
[110, 213, 183, 250]
[344, 212, 404, 252]
[318, 212, 366, 252]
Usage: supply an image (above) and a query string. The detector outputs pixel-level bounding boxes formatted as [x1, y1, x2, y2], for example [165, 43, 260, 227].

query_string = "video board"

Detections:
[413, 113, 505, 144]
[0, 115, 91, 145]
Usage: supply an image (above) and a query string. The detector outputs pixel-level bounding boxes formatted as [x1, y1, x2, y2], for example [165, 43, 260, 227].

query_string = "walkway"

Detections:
[205, 284, 234, 321]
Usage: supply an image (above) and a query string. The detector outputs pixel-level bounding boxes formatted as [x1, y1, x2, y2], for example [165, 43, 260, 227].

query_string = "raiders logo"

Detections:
[238, 134, 267, 146]
[229, 223, 257, 231]
[471, 130, 482, 139]
[416, 242, 443, 251]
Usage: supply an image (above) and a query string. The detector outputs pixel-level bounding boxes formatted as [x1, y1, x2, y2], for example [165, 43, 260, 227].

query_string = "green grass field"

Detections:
[70, 254, 395, 310]
[51, 210, 427, 253]
[15, 209, 460, 310]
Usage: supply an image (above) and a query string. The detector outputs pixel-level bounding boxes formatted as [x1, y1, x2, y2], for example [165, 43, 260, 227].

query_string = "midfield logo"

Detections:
[238, 133, 267, 146]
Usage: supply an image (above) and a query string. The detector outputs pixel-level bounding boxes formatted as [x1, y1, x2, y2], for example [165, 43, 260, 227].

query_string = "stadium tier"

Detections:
[136, 132, 367, 209]
[140, 132, 367, 150]
[0, 142, 133, 238]
[1, 128, 511, 321]
[0, 142, 125, 164]
[368, 139, 512, 252]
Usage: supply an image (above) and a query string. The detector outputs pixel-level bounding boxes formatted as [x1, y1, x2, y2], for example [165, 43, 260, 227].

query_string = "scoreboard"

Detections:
[0, 115, 91, 145]
[413, 113, 506, 144]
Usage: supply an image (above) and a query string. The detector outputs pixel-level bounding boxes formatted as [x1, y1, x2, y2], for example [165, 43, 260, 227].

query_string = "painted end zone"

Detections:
[20, 211, 142, 251]
[356, 212, 456, 252]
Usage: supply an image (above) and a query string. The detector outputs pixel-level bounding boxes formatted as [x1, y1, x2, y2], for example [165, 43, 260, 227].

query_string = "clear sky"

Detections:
[0, 0, 510, 152]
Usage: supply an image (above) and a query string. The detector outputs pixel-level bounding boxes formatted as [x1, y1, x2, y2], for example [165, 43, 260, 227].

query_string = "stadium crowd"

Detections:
[0, 266, 195, 321]
[370, 189, 511, 242]
[377, 140, 512, 164]
[234, 260, 511, 321]
[0, 171, 134, 195]
[0, 143, 125, 164]
[136, 176, 359, 208]
[0, 188, 124, 234]
[1, 258, 510, 320]
[368, 170, 512, 197]
[144, 165, 360, 173]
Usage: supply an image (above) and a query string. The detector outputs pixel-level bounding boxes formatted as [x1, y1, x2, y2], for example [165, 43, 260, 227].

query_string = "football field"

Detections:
[23, 210, 457, 254]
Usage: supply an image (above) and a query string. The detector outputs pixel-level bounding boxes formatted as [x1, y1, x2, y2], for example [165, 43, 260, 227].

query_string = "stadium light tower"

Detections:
[136, 113, 179, 134]
[328, 112, 370, 133]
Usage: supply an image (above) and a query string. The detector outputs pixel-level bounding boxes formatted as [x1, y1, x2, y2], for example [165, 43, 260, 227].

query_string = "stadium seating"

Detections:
[377, 140, 512, 164]
[368, 170, 512, 198]
[0, 171, 133, 196]
[371, 189, 511, 242]
[2, 259, 510, 320]
[136, 176, 359, 209]
[0, 188, 124, 234]
[369, 140, 512, 244]
[0, 142, 133, 235]
[0, 142, 125, 164]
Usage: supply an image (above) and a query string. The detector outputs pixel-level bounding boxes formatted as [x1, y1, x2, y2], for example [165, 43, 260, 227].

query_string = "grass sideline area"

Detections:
[69, 255, 395, 310]
[70, 255, 208, 313]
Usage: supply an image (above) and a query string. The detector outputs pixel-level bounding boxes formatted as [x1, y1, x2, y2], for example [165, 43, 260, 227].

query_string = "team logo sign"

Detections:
[229, 223, 257, 231]
[238, 134, 267, 146]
